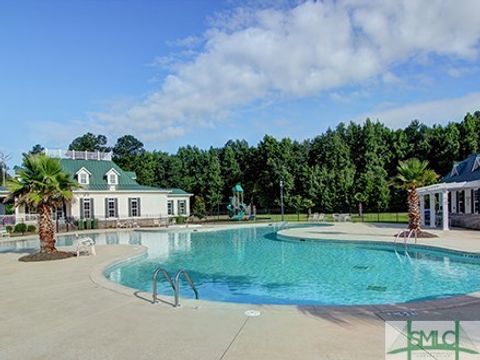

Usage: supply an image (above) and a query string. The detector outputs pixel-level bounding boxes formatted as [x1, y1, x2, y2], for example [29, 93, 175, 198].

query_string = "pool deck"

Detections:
[1, 222, 480, 359]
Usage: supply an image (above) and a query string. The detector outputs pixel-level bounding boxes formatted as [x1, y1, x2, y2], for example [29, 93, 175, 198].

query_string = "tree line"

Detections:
[26, 111, 480, 214]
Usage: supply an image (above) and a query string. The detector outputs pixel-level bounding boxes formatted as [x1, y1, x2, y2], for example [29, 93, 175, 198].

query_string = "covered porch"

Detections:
[417, 181, 480, 231]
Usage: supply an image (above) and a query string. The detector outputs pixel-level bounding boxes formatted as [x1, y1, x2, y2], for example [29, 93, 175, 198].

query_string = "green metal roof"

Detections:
[125, 171, 136, 180]
[167, 188, 191, 195]
[60, 159, 189, 194]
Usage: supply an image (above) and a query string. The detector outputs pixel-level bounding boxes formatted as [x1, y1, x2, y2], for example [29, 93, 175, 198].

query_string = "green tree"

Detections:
[6, 155, 79, 253]
[23, 144, 45, 157]
[458, 113, 479, 158]
[221, 145, 242, 199]
[192, 196, 207, 219]
[68, 133, 110, 152]
[205, 149, 224, 212]
[395, 158, 438, 231]
[288, 195, 314, 221]
[112, 135, 145, 170]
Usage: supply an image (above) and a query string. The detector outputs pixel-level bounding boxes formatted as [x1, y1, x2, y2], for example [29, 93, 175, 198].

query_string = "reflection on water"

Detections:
[0, 230, 192, 258]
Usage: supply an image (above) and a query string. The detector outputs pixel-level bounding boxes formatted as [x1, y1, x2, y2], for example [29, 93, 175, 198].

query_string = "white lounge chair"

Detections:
[76, 237, 96, 257]
[332, 214, 341, 222]
[0, 228, 9, 238]
[318, 213, 325, 222]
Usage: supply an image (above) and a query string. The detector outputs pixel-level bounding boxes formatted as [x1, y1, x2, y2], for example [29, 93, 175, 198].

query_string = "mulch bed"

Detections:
[395, 230, 438, 238]
[19, 251, 76, 262]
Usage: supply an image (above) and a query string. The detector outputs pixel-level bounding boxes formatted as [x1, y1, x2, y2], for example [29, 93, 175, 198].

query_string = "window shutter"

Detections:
[90, 198, 95, 219]
[105, 198, 109, 219]
[137, 197, 141, 217]
[128, 198, 132, 217]
[114, 198, 118, 218]
[80, 198, 84, 219]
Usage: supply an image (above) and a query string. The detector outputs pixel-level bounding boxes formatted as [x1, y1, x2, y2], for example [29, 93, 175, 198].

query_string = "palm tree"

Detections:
[6, 155, 79, 253]
[395, 158, 438, 231]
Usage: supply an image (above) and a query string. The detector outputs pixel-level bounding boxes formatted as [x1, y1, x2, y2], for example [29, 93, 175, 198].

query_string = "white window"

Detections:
[55, 206, 64, 220]
[82, 198, 92, 219]
[130, 198, 140, 217]
[107, 198, 117, 218]
[79, 172, 88, 184]
[178, 200, 186, 215]
[76, 167, 91, 185]
[109, 173, 118, 185]
[168, 200, 174, 215]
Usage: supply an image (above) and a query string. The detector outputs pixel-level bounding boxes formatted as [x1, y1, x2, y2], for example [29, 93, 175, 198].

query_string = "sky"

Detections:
[2, 0, 480, 167]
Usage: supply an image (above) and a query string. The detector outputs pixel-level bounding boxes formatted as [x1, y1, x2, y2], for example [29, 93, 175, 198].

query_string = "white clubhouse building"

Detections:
[418, 154, 480, 231]
[12, 150, 192, 227]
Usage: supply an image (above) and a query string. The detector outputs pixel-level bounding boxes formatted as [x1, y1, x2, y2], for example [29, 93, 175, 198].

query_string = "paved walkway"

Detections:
[279, 222, 480, 253]
[1, 223, 480, 359]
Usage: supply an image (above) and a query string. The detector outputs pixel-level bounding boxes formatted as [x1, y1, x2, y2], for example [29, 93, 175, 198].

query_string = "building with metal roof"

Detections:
[417, 154, 480, 230]
[13, 150, 192, 227]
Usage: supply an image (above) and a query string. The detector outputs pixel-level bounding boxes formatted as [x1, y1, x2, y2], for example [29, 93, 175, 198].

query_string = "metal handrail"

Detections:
[152, 267, 176, 304]
[406, 229, 417, 244]
[174, 270, 199, 307]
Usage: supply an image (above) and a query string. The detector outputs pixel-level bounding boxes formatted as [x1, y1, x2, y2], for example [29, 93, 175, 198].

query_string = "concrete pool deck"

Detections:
[1, 222, 480, 359]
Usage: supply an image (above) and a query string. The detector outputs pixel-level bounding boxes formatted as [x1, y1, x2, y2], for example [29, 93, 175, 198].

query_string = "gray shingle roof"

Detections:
[442, 154, 480, 183]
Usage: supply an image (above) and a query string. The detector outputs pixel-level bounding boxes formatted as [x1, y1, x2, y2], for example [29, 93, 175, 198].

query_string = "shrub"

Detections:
[27, 224, 36, 233]
[175, 216, 186, 224]
[14, 223, 28, 234]
[5, 225, 13, 233]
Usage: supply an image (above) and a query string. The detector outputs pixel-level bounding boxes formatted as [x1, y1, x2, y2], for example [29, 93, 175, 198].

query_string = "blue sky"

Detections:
[2, 0, 480, 166]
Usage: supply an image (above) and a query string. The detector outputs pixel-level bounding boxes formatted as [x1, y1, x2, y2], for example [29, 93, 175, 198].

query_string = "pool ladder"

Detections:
[394, 229, 417, 246]
[151, 267, 199, 307]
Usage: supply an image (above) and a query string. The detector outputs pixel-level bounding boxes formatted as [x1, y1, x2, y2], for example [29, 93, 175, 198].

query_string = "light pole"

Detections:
[280, 180, 284, 221]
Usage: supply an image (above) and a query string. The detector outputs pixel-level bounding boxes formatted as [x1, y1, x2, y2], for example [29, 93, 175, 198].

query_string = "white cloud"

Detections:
[354, 92, 480, 128]
[45, 0, 480, 140]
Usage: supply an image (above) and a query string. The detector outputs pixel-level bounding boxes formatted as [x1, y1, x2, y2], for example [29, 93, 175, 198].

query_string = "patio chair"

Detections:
[0, 228, 9, 238]
[116, 220, 127, 228]
[332, 214, 341, 222]
[342, 214, 352, 222]
[318, 213, 325, 222]
[76, 236, 96, 257]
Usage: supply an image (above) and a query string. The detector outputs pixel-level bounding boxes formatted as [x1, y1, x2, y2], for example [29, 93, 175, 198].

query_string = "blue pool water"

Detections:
[2, 225, 480, 305]
[102, 225, 480, 305]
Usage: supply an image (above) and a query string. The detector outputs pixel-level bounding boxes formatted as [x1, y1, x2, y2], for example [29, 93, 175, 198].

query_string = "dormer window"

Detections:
[105, 168, 120, 186]
[79, 173, 88, 184]
[109, 173, 117, 185]
[451, 164, 459, 177]
[472, 157, 480, 172]
[75, 167, 91, 185]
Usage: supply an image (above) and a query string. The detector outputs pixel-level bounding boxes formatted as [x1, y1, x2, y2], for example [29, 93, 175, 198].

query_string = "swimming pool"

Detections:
[102, 225, 480, 306]
[3, 224, 480, 305]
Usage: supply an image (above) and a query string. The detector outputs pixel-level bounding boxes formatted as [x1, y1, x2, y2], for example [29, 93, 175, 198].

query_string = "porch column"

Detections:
[429, 193, 436, 228]
[451, 191, 457, 213]
[465, 189, 472, 214]
[420, 194, 425, 227]
[442, 190, 449, 231]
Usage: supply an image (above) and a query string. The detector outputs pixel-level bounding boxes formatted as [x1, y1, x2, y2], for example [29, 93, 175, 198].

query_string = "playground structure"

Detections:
[227, 183, 247, 221]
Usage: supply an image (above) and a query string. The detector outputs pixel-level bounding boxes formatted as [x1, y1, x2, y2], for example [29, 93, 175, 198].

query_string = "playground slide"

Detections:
[231, 211, 245, 221]
[227, 203, 246, 221]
